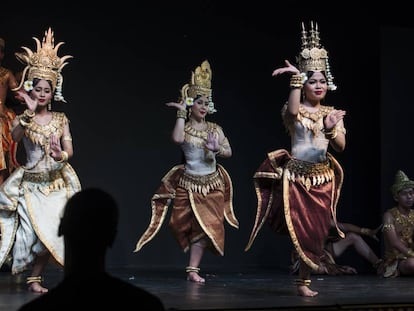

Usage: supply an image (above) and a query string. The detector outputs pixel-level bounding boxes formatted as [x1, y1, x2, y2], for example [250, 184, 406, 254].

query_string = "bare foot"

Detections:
[28, 282, 48, 293]
[187, 272, 205, 283]
[297, 285, 318, 297]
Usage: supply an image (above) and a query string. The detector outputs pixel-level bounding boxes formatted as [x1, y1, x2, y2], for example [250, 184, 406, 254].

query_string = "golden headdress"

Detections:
[13, 27, 72, 102]
[180, 60, 216, 114]
[297, 21, 337, 91]
[391, 170, 414, 197]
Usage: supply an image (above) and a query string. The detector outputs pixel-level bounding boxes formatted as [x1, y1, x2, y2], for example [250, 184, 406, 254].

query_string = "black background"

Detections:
[0, 1, 409, 272]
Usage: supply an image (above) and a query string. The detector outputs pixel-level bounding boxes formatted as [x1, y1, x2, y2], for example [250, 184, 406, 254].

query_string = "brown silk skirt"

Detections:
[134, 164, 238, 256]
[169, 186, 225, 255]
[285, 177, 333, 268]
[245, 149, 344, 271]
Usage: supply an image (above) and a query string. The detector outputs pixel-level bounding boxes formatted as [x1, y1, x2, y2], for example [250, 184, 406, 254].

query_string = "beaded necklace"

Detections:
[184, 121, 218, 148]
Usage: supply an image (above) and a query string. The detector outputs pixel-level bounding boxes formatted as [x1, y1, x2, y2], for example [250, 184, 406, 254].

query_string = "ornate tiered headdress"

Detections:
[180, 60, 216, 114]
[297, 21, 336, 91]
[391, 170, 414, 197]
[13, 27, 72, 102]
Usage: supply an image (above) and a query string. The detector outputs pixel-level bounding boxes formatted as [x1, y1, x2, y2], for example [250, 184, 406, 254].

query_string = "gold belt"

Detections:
[178, 170, 223, 196]
[23, 170, 62, 183]
[285, 158, 334, 190]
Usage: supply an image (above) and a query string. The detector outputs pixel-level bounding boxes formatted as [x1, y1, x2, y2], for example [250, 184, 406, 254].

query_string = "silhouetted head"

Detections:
[58, 188, 119, 250]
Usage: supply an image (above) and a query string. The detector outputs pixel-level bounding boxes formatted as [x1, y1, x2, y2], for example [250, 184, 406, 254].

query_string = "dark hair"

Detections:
[32, 78, 53, 90]
[306, 70, 327, 80]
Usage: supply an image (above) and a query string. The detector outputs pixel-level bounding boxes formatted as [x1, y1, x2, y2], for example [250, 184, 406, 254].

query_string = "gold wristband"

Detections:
[290, 73, 307, 89]
[56, 151, 68, 163]
[360, 228, 370, 235]
[217, 145, 225, 156]
[406, 249, 414, 257]
[290, 75, 303, 89]
[24, 109, 35, 119]
[19, 116, 32, 127]
[19, 110, 35, 127]
[323, 127, 337, 140]
[176, 109, 187, 119]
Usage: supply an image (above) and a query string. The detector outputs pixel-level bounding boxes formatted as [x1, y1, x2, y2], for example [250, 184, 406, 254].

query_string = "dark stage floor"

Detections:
[1, 265, 414, 311]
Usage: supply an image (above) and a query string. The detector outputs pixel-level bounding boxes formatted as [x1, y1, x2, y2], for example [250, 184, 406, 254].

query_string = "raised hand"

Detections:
[49, 134, 62, 160]
[272, 60, 300, 77]
[205, 131, 219, 152]
[324, 109, 346, 130]
[166, 101, 186, 111]
[16, 89, 38, 111]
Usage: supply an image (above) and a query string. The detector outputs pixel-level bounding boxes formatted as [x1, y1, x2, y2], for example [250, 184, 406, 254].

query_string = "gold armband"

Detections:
[176, 109, 187, 120]
[56, 151, 68, 163]
[62, 135, 72, 141]
[382, 223, 394, 231]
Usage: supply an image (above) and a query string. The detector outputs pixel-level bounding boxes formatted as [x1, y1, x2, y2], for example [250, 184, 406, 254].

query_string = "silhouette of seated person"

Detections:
[18, 188, 166, 310]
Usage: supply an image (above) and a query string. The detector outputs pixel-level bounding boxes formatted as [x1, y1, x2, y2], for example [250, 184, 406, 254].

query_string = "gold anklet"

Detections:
[185, 266, 200, 273]
[26, 276, 42, 284]
[294, 279, 311, 286]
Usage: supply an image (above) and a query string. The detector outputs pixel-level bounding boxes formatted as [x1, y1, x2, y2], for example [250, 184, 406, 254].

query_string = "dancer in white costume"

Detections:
[0, 28, 81, 293]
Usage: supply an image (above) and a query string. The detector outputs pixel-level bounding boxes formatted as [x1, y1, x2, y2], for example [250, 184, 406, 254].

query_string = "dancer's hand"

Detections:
[272, 60, 300, 77]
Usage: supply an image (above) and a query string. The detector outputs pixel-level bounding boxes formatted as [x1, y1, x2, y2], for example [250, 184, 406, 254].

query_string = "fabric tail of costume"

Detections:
[245, 149, 344, 271]
[0, 163, 81, 273]
[134, 164, 238, 256]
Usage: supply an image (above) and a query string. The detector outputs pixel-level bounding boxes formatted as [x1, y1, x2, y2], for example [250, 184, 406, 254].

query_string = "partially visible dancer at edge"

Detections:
[0, 37, 20, 185]
[134, 60, 239, 283]
[381, 170, 414, 277]
[0, 28, 81, 293]
[0, 36, 20, 272]
[245, 21, 347, 297]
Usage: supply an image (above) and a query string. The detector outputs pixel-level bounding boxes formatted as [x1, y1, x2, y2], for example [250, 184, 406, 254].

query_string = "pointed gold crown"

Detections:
[297, 21, 336, 91]
[391, 170, 414, 197]
[181, 60, 212, 100]
[13, 27, 73, 102]
[180, 60, 216, 114]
